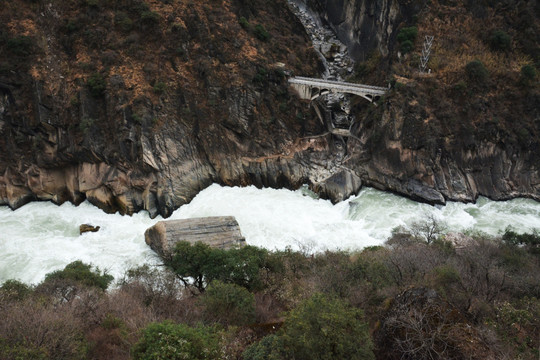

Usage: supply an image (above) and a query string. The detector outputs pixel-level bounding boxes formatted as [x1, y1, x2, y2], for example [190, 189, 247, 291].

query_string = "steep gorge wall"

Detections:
[0, 0, 345, 217]
[1, 0, 538, 218]
[303, 0, 539, 204]
[305, 0, 425, 60]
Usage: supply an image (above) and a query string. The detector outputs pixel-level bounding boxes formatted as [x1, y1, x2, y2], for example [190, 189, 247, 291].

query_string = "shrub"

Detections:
[397, 26, 418, 43]
[79, 117, 95, 133]
[132, 321, 222, 360]
[253, 67, 268, 85]
[0, 280, 31, 302]
[465, 59, 489, 82]
[502, 228, 540, 253]
[397, 26, 417, 54]
[153, 81, 167, 94]
[520, 64, 537, 87]
[280, 294, 374, 360]
[7, 36, 34, 56]
[243, 294, 375, 360]
[140, 11, 160, 26]
[201, 280, 255, 326]
[87, 73, 106, 97]
[42, 260, 113, 291]
[64, 19, 80, 34]
[0, 339, 47, 360]
[242, 334, 286, 360]
[399, 40, 414, 54]
[239, 16, 250, 29]
[115, 11, 133, 32]
[489, 29, 511, 51]
[254, 24, 270, 41]
[85, 0, 99, 8]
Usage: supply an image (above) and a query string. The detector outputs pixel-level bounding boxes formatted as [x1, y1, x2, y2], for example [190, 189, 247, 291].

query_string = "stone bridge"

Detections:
[288, 76, 388, 103]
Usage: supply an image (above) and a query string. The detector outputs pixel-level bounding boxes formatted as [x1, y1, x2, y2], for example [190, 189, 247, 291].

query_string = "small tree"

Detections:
[168, 242, 270, 293]
[410, 213, 447, 244]
[397, 26, 418, 54]
[132, 321, 222, 360]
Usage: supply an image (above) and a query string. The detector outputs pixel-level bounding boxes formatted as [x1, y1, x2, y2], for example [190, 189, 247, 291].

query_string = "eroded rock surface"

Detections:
[144, 216, 246, 260]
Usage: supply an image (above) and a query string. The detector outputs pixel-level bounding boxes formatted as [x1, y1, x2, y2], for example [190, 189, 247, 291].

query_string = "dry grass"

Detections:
[400, 0, 534, 85]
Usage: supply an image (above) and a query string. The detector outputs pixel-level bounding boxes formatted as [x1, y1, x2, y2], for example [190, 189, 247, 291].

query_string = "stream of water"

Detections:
[1, 184, 539, 285]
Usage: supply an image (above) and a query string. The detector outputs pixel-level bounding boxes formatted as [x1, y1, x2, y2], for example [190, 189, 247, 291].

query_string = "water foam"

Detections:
[1, 184, 539, 284]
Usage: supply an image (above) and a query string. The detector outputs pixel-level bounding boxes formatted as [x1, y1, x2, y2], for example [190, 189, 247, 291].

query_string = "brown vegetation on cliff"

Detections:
[0, 0, 324, 216]
[336, 0, 540, 204]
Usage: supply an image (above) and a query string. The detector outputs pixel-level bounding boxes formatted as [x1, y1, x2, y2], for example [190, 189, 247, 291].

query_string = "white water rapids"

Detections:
[1, 184, 540, 285]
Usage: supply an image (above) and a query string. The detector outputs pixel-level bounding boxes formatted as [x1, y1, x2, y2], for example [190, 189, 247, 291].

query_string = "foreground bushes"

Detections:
[1, 228, 539, 359]
[244, 293, 374, 360]
[132, 321, 222, 360]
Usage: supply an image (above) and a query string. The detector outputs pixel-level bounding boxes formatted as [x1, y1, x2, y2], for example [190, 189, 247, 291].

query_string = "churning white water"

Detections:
[1, 184, 540, 285]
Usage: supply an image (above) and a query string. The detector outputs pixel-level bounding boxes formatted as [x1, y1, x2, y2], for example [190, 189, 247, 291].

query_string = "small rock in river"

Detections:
[80, 224, 101, 235]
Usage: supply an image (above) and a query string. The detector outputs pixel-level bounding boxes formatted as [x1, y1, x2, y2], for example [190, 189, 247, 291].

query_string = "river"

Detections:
[1, 184, 539, 285]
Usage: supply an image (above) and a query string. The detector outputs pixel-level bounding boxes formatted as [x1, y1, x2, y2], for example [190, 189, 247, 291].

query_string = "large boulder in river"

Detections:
[144, 216, 246, 260]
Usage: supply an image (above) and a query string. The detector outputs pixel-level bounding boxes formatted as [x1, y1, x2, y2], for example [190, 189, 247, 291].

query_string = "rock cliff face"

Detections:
[346, 89, 540, 204]
[1, 0, 539, 217]
[0, 0, 341, 217]
[303, 0, 540, 204]
[304, 0, 425, 60]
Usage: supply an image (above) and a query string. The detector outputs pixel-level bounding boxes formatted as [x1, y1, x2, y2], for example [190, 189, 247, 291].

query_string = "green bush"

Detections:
[140, 11, 160, 25]
[79, 117, 95, 133]
[502, 228, 540, 253]
[243, 334, 286, 360]
[465, 59, 489, 82]
[132, 321, 222, 360]
[397, 26, 418, 43]
[280, 294, 374, 360]
[115, 12, 133, 32]
[396, 26, 417, 54]
[153, 81, 167, 94]
[85, 0, 99, 8]
[489, 29, 511, 51]
[0, 339, 47, 360]
[7, 36, 34, 56]
[520, 64, 537, 87]
[64, 19, 79, 34]
[87, 73, 106, 97]
[43, 260, 113, 291]
[243, 293, 374, 359]
[0, 280, 32, 301]
[253, 67, 268, 85]
[201, 280, 255, 326]
[239, 16, 250, 29]
[400, 40, 414, 54]
[254, 24, 270, 41]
